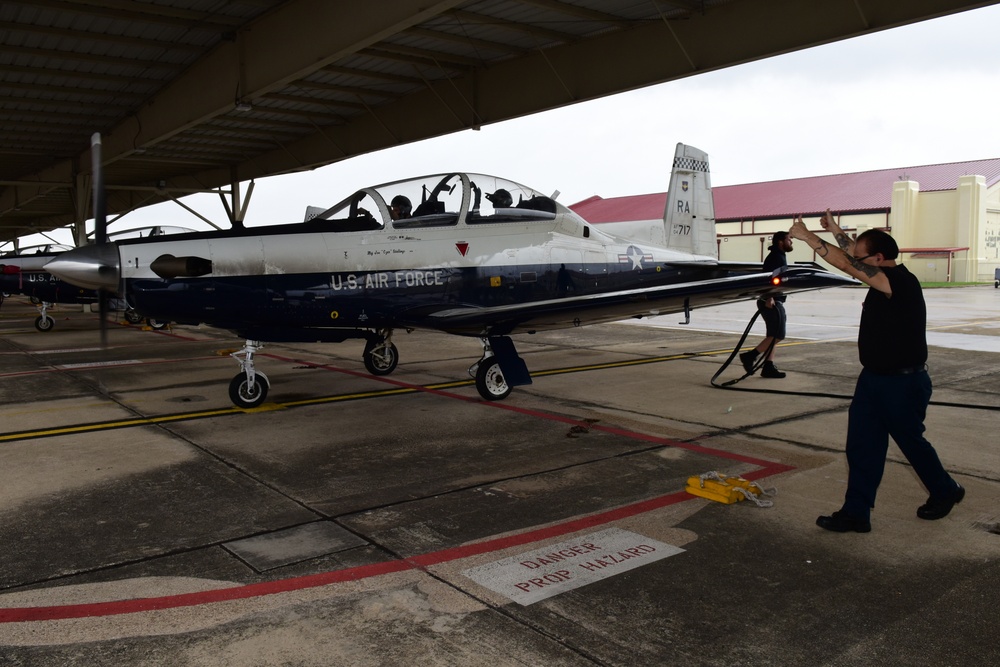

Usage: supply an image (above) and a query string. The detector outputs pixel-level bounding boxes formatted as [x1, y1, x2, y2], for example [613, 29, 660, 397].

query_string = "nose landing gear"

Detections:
[34, 301, 54, 332]
[228, 340, 270, 408]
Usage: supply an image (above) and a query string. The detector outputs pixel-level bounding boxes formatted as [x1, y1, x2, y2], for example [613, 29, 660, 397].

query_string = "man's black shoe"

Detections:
[739, 350, 759, 374]
[761, 362, 786, 379]
[917, 483, 965, 520]
[816, 510, 871, 533]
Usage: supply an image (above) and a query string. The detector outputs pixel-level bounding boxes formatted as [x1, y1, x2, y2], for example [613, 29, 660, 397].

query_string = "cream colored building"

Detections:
[574, 158, 1000, 283]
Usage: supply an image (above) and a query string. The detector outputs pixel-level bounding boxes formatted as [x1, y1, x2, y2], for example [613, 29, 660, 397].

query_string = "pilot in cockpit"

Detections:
[390, 195, 412, 220]
[485, 189, 512, 209]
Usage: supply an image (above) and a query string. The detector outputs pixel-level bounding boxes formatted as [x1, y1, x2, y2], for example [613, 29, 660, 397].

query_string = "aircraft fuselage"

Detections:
[120, 215, 719, 341]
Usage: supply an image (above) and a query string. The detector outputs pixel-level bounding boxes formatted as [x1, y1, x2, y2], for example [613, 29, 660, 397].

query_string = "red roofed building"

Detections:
[571, 158, 1000, 283]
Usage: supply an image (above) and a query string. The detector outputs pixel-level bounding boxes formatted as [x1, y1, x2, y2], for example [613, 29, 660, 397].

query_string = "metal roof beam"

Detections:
[0, 19, 205, 53]
[446, 8, 573, 44]
[404, 26, 525, 56]
[0, 43, 183, 72]
[320, 65, 423, 86]
[516, 0, 632, 28]
[6, 0, 249, 29]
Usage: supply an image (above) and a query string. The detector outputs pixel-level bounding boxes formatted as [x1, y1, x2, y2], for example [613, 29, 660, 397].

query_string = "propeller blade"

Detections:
[91, 132, 108, 348]
[91, 133, 106, 244]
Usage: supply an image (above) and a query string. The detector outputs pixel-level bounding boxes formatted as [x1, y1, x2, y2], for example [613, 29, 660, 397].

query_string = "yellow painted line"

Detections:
[280, 386, 418, 408]
[0, 407, 243, 442]
[531, 352, 696, 376]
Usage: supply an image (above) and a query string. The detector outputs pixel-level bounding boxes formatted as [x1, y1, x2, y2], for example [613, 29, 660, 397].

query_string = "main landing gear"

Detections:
[229, 340, 270, 409]
[123, 308, 167, 330]
[469, 336, 531, 401]
[363, 329, 398, 376]
[471, 353, 511, 401]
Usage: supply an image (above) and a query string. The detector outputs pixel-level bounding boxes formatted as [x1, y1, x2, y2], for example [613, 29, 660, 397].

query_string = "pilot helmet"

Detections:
[390, 195, 412, 217]
[486, 188, 512, 208]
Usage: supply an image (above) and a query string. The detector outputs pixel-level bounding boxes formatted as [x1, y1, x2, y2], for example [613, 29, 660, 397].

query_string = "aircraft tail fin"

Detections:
[663, 143, 716, 259]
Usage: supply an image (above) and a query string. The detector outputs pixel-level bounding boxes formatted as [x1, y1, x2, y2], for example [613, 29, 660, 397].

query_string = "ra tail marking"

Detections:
[663, 143, 716, 259]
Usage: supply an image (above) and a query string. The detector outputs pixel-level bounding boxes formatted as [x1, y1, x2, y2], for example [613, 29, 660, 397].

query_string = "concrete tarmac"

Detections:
[0, 286, 998, 666]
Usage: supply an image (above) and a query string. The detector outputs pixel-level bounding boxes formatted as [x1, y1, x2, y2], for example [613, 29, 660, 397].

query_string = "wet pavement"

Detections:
[0, 285, 998, 666]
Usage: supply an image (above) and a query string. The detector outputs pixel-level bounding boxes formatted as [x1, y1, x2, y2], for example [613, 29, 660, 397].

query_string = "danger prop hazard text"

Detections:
[462, 528, 684, 606]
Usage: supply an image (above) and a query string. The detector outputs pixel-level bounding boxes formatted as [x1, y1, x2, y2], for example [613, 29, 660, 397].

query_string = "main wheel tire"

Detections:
[228, 372, 269, 408]
[147, 318, 168, 330]
[124, 309, 144, 324]
[363, 342, 398, 376]
[475, 358, 511, 401]
[34, 315, 54, 332]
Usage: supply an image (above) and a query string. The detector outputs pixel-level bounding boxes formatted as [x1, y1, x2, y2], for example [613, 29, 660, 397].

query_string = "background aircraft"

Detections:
[0, 243, 94, 330]
[0, 227, 192, 331]
[47, 144, 856, 407]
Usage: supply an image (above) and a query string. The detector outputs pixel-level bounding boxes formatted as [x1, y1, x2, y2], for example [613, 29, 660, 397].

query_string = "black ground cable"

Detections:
[709, 309, 773, 388]
[708, 310, 1000, 412]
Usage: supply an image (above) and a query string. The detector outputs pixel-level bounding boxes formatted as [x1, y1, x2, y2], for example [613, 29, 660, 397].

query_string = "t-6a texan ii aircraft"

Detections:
[1, 243, 88, 330]
[0, 227, 192, 331]
[47, 143, 855, 408]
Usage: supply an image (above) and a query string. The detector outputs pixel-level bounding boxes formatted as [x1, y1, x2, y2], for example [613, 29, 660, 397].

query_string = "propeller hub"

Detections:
[44, 244, 120, 292]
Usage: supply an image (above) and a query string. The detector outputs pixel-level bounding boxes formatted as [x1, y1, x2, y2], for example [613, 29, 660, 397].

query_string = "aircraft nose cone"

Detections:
[45, 244, 120, 292]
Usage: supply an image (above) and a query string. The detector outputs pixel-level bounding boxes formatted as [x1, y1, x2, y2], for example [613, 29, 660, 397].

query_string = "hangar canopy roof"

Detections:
[569, 157, 1000, 222]
[2, 0, 997, 243]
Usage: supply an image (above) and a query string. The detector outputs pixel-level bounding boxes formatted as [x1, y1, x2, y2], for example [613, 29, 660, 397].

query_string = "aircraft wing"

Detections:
[397, 265, 858, 336]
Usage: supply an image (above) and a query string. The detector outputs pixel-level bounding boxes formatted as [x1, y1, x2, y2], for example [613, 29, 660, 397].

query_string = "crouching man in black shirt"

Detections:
[789, 211, 964, 533]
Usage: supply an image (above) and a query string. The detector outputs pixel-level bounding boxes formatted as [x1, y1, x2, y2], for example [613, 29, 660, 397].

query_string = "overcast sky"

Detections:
[17, 3, 1000, 246]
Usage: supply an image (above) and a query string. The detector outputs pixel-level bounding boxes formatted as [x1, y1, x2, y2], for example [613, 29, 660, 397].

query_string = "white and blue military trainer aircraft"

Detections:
[47, 143, 856, 407]
[1, 243, 87, 331]
[1, 227, 193, 331]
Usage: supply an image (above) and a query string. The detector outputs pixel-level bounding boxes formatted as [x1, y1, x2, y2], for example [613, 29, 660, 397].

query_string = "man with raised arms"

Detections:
[788, 210, 964, 533]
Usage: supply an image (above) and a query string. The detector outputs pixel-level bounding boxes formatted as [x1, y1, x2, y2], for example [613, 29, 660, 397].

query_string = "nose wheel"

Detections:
[228, 339, 269, 408]
[34, 314, 54, 332]
[228, 372, 270, 409]
[34, 301, 54, 332]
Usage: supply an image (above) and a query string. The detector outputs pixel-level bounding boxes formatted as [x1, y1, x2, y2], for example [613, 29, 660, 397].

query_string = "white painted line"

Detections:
[33, 347, 105, 354]
[56, 360, 141, 369]
[462, 527, 684, 606]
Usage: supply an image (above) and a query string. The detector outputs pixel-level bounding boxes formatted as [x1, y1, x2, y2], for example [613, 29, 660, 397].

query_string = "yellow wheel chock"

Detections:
[685, 471, 776, 507]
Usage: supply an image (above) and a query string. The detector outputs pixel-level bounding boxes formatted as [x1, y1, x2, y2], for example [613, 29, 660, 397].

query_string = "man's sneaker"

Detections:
[761, 362, 786, 379]
[816, 510, 871, 533]
[917, 483, 965, 520]
[739, 350, 759, 374]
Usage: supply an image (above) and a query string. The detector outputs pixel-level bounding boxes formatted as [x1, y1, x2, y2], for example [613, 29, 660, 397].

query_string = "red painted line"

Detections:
[0, 560, 412, 623]
[0, 356, 795, 623]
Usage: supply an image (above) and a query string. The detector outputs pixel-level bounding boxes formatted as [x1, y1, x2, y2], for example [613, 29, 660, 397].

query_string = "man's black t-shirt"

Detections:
[762, 246, 788, 302]
[858, 264, 927, 372]
[763, 247, 787, 273]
